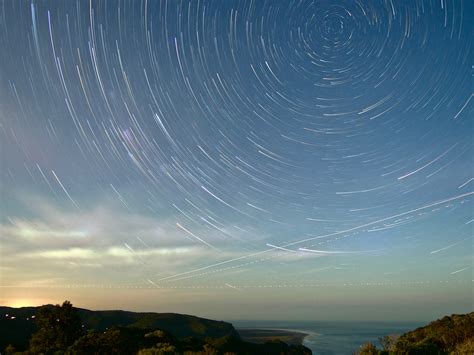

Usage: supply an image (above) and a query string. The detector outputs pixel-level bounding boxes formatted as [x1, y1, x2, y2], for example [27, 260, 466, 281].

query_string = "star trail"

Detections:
[0, 0, 472, 319]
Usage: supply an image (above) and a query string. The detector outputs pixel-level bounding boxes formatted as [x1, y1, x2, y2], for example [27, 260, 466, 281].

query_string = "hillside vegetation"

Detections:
[0, 303, 238, 351]
[0, 301, 311, 355]
[356, 312, 474, 355]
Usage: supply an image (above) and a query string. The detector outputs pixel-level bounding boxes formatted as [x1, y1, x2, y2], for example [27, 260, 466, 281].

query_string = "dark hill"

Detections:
[0, 305, 238, 351]
[77, 308, 239, 338]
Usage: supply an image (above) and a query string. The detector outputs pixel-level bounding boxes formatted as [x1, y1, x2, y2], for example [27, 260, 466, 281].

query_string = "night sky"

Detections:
[0, 0, 472, 321]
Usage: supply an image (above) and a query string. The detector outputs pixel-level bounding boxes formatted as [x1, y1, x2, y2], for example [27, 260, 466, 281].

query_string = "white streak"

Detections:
[451, 267, 470, 275]
[266, 243, 296, 253]
[398, 144, 456, 180]
[176, 223, 216, 249]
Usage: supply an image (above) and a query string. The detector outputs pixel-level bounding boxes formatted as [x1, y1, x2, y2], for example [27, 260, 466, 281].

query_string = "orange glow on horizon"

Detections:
[4, 298, 50, 308]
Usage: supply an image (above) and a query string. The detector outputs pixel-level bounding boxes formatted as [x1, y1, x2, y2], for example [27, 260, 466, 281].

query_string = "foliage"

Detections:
[1, 302, 313, 354]
[137, 343, 178, 354]
[65, 325, 312, 354]
[452, 336, 474, 354]
[29, 300, 83, 354]
[67, 328, 138, 354]
[355, 313, 474, 355]
[4, 344, 16, 354]
[393, 313, 474, 354]
[5, 301, 473, 355]
[356, 342, 380, 355]
[0, 304, 239, 351]
[379, 334, 399, 352]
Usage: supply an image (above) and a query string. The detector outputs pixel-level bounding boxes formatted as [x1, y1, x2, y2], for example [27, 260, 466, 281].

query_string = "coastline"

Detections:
[235, 321, 423, 354]
[237, 327, 315, 346]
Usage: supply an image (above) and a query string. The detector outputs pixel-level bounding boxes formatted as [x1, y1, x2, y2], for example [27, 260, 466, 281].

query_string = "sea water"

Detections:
[232, 320, 423, 355]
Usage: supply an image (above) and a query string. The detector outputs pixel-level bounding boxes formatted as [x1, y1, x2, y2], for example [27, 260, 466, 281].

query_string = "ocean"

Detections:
[232, 320, 423, 354]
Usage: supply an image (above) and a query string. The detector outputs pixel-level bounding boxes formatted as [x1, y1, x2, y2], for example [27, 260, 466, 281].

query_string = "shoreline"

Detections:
[237, 327, 316, 346]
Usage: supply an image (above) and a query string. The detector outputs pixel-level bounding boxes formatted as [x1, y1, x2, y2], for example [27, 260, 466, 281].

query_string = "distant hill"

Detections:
[0, 305, 238, 351]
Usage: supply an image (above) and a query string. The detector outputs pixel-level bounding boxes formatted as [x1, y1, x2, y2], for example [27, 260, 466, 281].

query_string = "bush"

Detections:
[29, 301, 83, 354]
[452, 336, 474, 354]
[356, 342, 380, 355]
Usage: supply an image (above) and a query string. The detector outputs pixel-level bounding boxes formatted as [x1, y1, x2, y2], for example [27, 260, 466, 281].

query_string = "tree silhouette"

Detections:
[30, 300, 83, 354]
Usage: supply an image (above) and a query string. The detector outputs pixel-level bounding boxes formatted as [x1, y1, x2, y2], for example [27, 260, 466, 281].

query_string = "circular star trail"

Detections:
[0, 0, 472, 296]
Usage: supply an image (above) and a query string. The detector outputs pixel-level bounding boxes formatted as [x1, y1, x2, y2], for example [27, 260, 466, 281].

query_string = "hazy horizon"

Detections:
[2, 290, 470, 323]
[1, 0, 472, 322]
